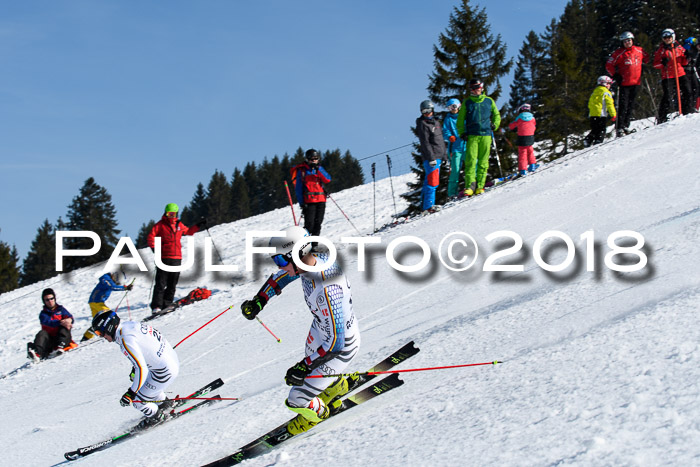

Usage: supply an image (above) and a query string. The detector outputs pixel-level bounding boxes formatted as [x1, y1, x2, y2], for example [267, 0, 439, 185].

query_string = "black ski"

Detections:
[63, 378, 224, 461]
[202, 374, 404, 467]
[201, 341, 419, 466]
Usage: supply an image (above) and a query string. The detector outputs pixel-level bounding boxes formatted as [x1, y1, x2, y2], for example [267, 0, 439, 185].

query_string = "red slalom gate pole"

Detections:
[173, 305, 234, 348]
[256, 316, 281, 343]
[284, 181, 298, 226]
[307, 360, 503, 378]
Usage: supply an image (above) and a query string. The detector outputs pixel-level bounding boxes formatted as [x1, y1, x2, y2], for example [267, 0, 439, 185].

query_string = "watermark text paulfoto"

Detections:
[55, 229, 648, 274]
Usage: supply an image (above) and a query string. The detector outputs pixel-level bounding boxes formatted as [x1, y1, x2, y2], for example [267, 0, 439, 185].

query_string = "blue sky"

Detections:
[0, 0, 568, 261]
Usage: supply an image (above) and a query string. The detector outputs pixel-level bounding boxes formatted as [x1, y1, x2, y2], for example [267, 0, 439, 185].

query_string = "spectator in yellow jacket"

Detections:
[584, 76, 617, 147]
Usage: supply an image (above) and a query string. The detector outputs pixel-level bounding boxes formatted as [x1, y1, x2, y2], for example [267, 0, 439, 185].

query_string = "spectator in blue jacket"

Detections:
[82, 272, 132, 341]
[27, 288, 75, 361]
[442, 98, 467, 198]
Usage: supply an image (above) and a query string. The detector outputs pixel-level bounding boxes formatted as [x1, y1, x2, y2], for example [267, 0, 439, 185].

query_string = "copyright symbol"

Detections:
[438, 232, 479, 272]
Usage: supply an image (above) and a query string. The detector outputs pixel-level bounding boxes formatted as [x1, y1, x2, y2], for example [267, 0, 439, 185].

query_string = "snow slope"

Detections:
[1, 115, 699, 466]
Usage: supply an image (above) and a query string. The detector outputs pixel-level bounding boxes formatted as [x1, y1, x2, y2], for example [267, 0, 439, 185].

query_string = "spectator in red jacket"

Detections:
[606, 31, 650, 136]
[147, 203, 204, 314]
[653, 28, 694, 122]
[27, 288, 75, 361]
[292, 149, 331, 250]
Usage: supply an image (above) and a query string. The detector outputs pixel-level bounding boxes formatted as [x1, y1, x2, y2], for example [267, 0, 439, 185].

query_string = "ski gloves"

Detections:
[120, 388, 137, 407]
[285, 359, 312, 386]
[241, 295, 266, 320]
[125, 284, 134, 291]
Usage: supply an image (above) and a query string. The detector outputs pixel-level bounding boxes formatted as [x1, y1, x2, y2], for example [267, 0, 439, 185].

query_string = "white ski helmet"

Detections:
[662, 28, 675, 40]
[269, 226, 312, 259]
[518, 103, 531, 113]
[619, 31, 634, 41]
[420, 100, 434, 114]
[597, 75, 613, 86]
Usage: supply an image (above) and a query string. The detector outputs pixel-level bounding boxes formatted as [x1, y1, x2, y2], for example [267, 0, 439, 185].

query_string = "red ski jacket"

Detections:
[605, 45, 649, 86]
[147, 216, 200, 259]
[291, 163, 331, 205]
[653, 42, 688, 79]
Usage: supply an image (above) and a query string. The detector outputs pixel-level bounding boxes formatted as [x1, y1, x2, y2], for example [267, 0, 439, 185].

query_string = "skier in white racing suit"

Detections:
[241, 226, 360, 434]
[92, 310, 180, 426]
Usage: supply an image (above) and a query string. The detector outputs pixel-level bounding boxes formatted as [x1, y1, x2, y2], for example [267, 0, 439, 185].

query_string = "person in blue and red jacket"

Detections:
[81, 271, 133, 341]
[27, 288, 75, 361]
[292, 149, 331, 249]
[147, 203, 205, 314]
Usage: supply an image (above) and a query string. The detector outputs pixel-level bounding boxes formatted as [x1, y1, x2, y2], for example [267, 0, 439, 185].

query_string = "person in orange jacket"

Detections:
[147, 203, 204, 314]
[653, 28, 694, 122]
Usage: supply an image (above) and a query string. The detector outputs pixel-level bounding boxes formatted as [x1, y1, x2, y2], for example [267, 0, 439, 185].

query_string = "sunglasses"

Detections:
[44, 296, 56, 302]
[662, 35, 673, 39]
[166, 211, 178, 218]
[271, 253, 293, 267]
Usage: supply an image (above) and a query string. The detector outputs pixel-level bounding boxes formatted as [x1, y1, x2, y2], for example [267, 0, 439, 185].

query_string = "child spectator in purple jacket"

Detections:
[508, 104, 538, 176]
[27, 288, 75, 361]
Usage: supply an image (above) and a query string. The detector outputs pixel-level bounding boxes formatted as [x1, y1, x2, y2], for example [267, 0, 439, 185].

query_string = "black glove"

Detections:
[125, 284, 134, 291]
[491, 123, 497, 131]
[129, 367, 135, 382]
[241, 295, 265, 320]
[460, 133, 468, 141]
[120, 388, 137, 407]
[661, 57, 669, 66]
[285, 359, 311, 386]
[613, 73, 622, 85]
[196, 217, 207, 228]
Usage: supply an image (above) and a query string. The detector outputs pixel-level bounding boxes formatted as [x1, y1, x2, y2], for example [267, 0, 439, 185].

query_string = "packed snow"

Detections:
[1, 115, 699, 466]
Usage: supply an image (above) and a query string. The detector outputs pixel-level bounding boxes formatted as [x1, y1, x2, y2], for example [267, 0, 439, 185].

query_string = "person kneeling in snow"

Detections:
[240, 226, 361, 434]
[92, 310, 180, 428]
[27, 288, 76, 361]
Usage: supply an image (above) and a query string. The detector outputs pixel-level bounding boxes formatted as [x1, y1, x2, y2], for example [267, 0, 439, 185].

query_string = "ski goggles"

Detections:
[271, 253, 293, 267]
[448, 103, 460, 111]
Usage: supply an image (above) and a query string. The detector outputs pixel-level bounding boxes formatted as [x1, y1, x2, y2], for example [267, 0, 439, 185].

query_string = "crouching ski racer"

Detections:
[241, 226, 360, 434]
[91, 310, 180, 428]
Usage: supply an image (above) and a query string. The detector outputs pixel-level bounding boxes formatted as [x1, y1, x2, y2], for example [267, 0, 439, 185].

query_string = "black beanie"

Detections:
[42, 288, 56, 302]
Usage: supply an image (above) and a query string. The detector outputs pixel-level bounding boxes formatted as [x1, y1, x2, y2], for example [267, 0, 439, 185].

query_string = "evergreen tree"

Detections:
[509, 30, 548, 115]
[20, 219, 57, 286]
[206, 170, 231, 227]
[341, 150, 365, 188]
[405, 0, 512, 214]
[243, 162, 263, 215]
[427, 0, 513, 104]
[62, 177, 120, 271]
[320, 149, 343, 193]
[135, 220, 156, 249]
[230, 168, 251, 221]
[181, 183, 208, 226]
[543, 32, 592, 154]
[0, 239, 21, 293]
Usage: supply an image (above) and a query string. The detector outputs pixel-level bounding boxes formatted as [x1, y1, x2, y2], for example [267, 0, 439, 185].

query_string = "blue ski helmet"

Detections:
[92, 310, 120, 339]
[446, 98, 461, 108]
[683, 37, 697, 50]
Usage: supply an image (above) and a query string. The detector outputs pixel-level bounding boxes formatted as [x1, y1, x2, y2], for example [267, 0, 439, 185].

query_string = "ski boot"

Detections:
[27, 343, 41, 362]
[285, 397, 330, 435]
[528, 163, 540, 172]
[475, 188, 485, 195]
[519, 170, 528, 176]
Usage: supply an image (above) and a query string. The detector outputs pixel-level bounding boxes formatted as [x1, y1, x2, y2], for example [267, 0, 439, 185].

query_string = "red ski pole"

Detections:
[256, 316, 281, 343]
[173, 305, 234, 348]
[669, 43, 683, 115]
[307, 360, 503, 378]
[284, 181, 298, 226]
